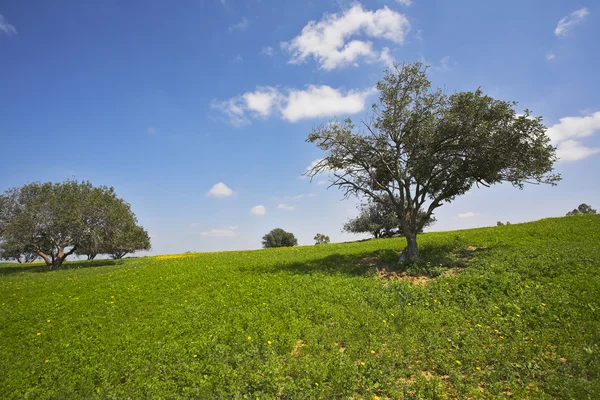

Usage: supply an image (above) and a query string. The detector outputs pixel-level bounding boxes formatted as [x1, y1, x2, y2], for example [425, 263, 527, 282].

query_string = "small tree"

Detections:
[0, 241, 38, 263]
[262, 228, 298, 248]
[344, 199, 435, 238]
[305, 62, 559, 261]
[314, 233, 330, 245]
[566, 203, 597, 216]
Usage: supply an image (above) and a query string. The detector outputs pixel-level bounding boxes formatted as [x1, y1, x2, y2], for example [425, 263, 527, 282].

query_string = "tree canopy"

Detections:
[566, 203, 596, 216]
[0, 180, 150, 268]
[306, 62, 560, 261]
[262, 228, 298, 248]
[314, 233, 330, 245]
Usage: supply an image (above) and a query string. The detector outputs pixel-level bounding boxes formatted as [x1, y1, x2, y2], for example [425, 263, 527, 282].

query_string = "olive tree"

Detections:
[0, 180, 150, 269]
[314, 233, 330, 245]
[262, 228, 298, 248]
[306, 62, 560, 261]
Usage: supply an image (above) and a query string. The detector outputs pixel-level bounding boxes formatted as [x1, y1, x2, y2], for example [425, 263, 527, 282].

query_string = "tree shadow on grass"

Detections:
[266, 241, 493, 278]
[0, 259, 124, 276]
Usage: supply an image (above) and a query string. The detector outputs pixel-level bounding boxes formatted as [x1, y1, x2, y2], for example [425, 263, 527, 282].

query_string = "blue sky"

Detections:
[0, 0, 598, 255]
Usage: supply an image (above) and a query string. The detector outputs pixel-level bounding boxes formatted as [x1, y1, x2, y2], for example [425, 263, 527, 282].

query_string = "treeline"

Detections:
[0, 180, 150, 268]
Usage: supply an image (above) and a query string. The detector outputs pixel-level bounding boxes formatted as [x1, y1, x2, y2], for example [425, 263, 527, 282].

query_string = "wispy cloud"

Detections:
[555, 8, 589, 37]
[200, 226, 239, 237]
[545, 52, 556, 61]
[277, 204, 296, 211]
[294, 193, 317, 199]
[0, 14, 17, 35]
[457, 212, 480, 219]
[281, 4, 409, 70]
[261, 46, 274, 56]
[228, 17, 249, 33]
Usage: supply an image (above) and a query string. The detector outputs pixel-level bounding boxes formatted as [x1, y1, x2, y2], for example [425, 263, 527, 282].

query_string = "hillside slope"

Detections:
[1, 216, 599, 398]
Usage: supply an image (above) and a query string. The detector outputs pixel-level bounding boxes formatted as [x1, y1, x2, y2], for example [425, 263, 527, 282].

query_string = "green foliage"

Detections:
[567, 203, 597, 216]
[262, 228, 298, 248]
[344, 198, 436, 238]
[314, 233, 330, 245]
[306, 62, 560, 260]
[1, 216, 599, 398]
[0, 180, 149, 268]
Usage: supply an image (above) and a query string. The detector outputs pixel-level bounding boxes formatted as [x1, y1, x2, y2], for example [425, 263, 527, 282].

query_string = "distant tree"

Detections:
[314, 233, 330, 245]
[566, 203, 597, 216]
[344, 199, 436, 238]
[305, 62, 560, 261]
[262, 228, 298, 248]
[0, 180, 150, 269]
[0, 241, 38, 263]
[497, 221, 504, 226]
[108, 225, 151, 259]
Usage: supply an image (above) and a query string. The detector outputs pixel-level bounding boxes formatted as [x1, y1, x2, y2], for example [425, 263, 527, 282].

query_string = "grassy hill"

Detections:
[1, 216, 599, 399]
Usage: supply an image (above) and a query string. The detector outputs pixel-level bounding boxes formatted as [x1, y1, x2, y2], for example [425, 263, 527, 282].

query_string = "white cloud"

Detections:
[261, 46, 274, 56]
[207, 182, 234, 197]
[250, 205, 266, 215]
[282, 85, 374, 122]
[420, 55, 453, 71]
[0, 14, 16, 35]
[228, 17, 249, 33]
[294, 193, 317, 199]
[545, 52, 556, 61]
[397, 0, 412, 5]
[277, 204, 296, 211]
[212, 85, 374, 126]
[378, 47, 395, 67]
[200, 226, 239, 237]
[556, 140, 600, 162]
[282, 4, 410, 70]
[555, 8, 589, 37]
[545, 111, 600, 161]
[457, 212, 480, 219]
[317, 180, 327, 185]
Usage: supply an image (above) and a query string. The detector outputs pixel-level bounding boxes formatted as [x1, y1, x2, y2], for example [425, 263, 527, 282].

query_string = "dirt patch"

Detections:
[291, 339, 304, 357]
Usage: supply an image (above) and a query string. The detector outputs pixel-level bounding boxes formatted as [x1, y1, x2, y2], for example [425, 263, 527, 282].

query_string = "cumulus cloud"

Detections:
[396, 0, 412, 5]
[277, 204, 296, 211]
[0, 14, 16, 35]
[281, 4, 409, 70]
[555, 8, 589, 37]
[228, 17, 249, 33]
[200, 226, 239, 237]
[546, 111, 600, 161]
[250, 205, 266, 215]
[457, 212, 480, 219]
[207, 182, 234, 197]
[545, 52, 556, 61]
[212, 85, 374, 126]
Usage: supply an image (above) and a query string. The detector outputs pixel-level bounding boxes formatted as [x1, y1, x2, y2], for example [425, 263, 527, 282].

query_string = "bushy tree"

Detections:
[344, 199, 436, 238]
[262, 228, 298, 248]
[0, 241, 38, 263]
[314, 233, 330, 245]
[305, 62, 559, 261]
[0, 180, 150, 269]
[566, 203, 596, 216]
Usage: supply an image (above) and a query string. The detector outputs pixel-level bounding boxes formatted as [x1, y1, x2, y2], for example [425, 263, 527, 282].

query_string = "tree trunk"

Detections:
[399, 232, 419, 262]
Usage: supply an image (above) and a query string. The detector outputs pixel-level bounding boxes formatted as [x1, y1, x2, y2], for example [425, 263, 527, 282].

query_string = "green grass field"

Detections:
[1, 216, 599, 399]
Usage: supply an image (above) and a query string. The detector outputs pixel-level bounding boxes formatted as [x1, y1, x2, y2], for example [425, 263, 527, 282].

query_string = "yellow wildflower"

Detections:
[455, 360, 462, 365]
[268, 341, 272, 345]
[371, 350, 375, 354]
[45, 360, 49, 363]
[47, 320, 51, 323]
[247, 336, 252, 340]
[36, 333, 41, 336]
[193, 354, 198, 358]
[360, 361, 365, 366]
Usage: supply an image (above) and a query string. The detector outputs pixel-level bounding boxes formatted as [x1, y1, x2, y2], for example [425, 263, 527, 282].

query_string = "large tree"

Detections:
[306, 62, 560, 261]
[262, 228, 298, 248]
[0, 180, 150, 269]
